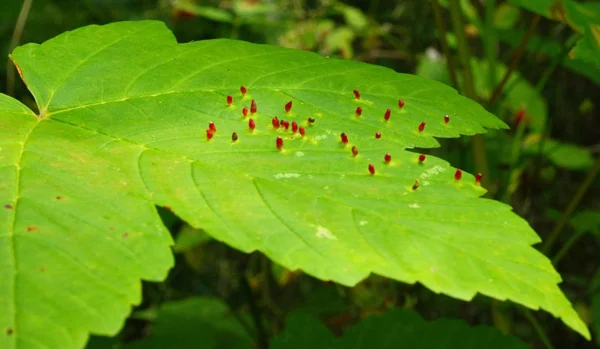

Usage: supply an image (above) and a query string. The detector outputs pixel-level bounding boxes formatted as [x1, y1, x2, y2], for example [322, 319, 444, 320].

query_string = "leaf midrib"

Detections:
[8, 116, 41, 347]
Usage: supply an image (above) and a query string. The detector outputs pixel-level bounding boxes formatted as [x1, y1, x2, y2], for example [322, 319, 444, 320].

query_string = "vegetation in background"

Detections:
[1, 0, 599, 348]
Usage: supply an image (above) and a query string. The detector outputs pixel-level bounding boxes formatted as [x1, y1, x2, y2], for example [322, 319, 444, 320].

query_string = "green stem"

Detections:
[542, 156, 600, 254]
[448, 0, 475, 98]
[489, 14, 540, 104]
[448, 0, 489, 185]
[501, 121, 527, 203]
[522, 309, 555, 349]
[6, 0, 33, 96]
[535, 34, 580, 91]
[240, 274, 269, 349]
[552, 231, 584, 265]
[484, 0, 497, 94]
[432, 0, 459, 89]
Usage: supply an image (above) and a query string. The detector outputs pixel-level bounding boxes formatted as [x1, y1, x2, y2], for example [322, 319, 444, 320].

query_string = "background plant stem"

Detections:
[542, 156, 600, 254]
[448, 0, 489, 185]
[240, 274, 269, 349]
[6, 0, 33, 96]
[522, 309, 555, 349]
[484, 0, 497, 94]
[489, 14, 540, 104]
[432, 0, 459, 89]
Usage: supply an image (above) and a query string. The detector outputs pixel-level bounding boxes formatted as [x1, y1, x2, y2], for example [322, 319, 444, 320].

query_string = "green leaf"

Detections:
[571, 26, 600, 68]
[497, 28, 600, 85]
[173, 224, 212, 253]
[521, 134, 595, 170]
[271, 309, 530, 348]
[570, 210, 600, 236]
[270, 312, 334, 348]
[171, 0, 235, 23]
[0, 20, 590, 348]
[508, 0, 600, 67]
[122, 297, 252, 349]
[494, 3, 522, 30]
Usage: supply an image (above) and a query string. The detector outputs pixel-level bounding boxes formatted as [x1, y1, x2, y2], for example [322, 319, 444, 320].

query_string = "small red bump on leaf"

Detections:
[412, 179, 420, 190]
[351, 146, 358, 156]
[285, 101, 292, 113]
[291, 121, 298, 133]
[375, 132, 381, 139]
[242, 107, 248, 117]
[299, 127, 306, 136]
[206, 129, 214, 140]
[475, 173, 482, 185]
[398, 99, 405, 108]
[240, 86, 247, 95]
[232, 132, 238, 141]
[341, 132, 349, 144]
[276, 136, 283, 151]
[353, 89, 360, 100]
[444, 115, 450, 124]
[384, 108, 391, 121]
[418, 154, 426, 163]
[368, 164, 375, 175]
[250, 99, 257, 114]
[454, 169, 462, 181]
[384, 153, 392, 163]
[209, 122, 216, 132]
[227, 95, 233, 105]
[272, 117, 280, 129]
[418, 122, 426, 132]
[249, 118, 256, 131]
[356, 106, 362, 116]
[307, 117, 315, 124]
[282, 120, 290, 130]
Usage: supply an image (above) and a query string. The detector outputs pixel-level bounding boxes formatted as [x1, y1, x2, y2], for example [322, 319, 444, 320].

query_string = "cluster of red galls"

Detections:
[224, 86, 306, 148]
[219, 86, 478, 184]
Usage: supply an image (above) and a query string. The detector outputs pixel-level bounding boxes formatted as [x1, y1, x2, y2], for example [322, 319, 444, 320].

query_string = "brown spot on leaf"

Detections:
[122, 233, 129, 238]
[109, 227, 115, 231]
[412, 179, 420, 190]
[164, 206, 172, 211]
[4, 204, 12, 210]
[40, 266, 46, 272]
[56, 196, 63, 200]
[27, 226, 37, 232]
[6, 328, 13, 336]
